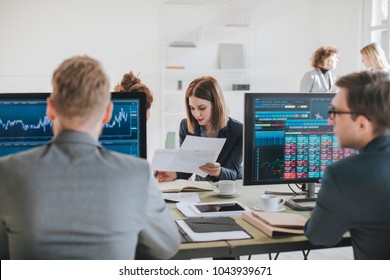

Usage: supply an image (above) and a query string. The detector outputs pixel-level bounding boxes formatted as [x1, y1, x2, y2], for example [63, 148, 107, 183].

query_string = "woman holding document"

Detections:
[156, 76, 243, 182]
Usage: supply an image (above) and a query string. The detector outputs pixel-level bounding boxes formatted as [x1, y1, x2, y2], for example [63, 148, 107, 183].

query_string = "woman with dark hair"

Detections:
[300, 46, 339, 92]
[114, 71, 154, 120]
[156, 76, 243, 182]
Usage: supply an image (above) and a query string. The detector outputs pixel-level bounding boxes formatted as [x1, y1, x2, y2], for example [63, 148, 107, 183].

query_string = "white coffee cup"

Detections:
[214, 180, 235, 195]
[257, 194, 285, 211]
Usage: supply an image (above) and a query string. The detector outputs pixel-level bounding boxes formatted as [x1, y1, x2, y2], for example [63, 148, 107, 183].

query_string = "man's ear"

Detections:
[46, 98, 56, 121]
[357, 115, 373, 134]
[102, 102, 113, 125]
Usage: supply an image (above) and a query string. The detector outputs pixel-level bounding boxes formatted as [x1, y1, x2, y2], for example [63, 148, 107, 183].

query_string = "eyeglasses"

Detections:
[327, 106, 362, 120]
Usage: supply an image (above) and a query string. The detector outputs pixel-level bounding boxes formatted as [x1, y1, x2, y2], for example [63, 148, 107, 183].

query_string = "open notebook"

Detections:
[158, 180, 214, 193]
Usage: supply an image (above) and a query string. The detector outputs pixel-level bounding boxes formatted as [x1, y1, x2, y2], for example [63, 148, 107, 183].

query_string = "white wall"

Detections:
[0, 0, 364, 158]
[252, 0, 321, 91]
[319, 0, 364, 75]
[250, 0, 363, 92]
[0, 0, 162, 159]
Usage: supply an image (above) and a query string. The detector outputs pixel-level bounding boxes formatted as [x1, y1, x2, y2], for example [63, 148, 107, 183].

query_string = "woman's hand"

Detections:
[154, 171, 177, 182]
[199, 162, 221, 177]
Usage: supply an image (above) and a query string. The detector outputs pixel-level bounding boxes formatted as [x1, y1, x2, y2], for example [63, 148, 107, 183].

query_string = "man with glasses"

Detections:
[304, 71, 390, 259]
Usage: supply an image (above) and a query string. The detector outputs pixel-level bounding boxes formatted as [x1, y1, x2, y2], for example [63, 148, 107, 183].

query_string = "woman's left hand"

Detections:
[199, 162, 221, 177]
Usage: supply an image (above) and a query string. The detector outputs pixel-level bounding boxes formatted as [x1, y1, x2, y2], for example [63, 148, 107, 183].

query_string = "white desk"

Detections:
[168, 181, 351, 259]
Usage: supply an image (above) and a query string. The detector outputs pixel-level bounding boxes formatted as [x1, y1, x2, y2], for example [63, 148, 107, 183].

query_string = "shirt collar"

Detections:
[363, 134, 390, 153]
[51, 130, 102, 147]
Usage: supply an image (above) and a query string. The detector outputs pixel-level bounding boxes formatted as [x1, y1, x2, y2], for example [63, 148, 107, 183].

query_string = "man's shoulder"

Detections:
[0, 145, 47, 163]
[327, 153, 379, 175]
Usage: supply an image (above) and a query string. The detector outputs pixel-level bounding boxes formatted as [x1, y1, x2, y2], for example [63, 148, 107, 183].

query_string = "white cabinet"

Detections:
[160, 3, 254, 148]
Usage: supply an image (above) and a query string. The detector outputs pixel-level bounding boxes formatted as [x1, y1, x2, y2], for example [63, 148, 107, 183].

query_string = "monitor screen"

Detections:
[0, 92, 147, 158]
[243, 93, 356, 186]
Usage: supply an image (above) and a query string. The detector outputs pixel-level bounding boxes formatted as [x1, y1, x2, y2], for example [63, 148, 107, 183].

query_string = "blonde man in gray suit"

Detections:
[0, 56, 180, 260]
[300, 46, 339, 92]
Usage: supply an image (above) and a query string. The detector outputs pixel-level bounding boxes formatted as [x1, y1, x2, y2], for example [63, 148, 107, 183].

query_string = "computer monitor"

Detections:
[0, 92, 147, 158]
[243, 93, 356, 209]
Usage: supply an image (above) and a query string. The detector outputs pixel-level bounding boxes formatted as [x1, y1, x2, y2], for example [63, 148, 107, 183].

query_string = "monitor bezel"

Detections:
[0, 92, 51, 100]
[0, 92, 147, 159]
[110, 91, 147, 159]
[243, 92, 335, 186]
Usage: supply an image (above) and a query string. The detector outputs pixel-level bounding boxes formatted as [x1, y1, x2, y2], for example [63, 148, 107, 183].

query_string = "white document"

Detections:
[151, 136, 226, 177]
[162, 193, 200, 203]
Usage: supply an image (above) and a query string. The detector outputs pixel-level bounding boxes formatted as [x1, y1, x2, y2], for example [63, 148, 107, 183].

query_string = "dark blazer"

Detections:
[304, 135, 390, 259]
[177, 117, 243, 182]
[0, 130, 180, 259]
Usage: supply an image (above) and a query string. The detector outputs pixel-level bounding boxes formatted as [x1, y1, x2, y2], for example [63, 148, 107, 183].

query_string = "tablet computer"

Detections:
[190, 201, 248, 215]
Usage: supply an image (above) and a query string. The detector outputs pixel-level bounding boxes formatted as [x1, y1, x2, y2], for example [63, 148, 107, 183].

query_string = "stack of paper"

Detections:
[242, 211, 308, 237]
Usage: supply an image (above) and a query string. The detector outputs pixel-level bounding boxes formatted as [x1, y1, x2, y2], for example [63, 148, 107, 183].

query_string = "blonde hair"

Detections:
[51, 55, 110, 122]
[361, 43, 389, 70]
[185, 76, 228, 133]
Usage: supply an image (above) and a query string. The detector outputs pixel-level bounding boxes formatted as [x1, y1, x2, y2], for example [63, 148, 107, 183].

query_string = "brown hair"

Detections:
[311, 46, 339, 68]
[51, 55, 110, 121]
[185, 76, 228, 133]
[336, 71, 390, 136]
[114, 71, 153, 110]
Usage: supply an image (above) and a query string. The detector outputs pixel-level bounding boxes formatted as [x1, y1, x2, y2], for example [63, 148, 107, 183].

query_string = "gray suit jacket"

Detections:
[299, 68, 337, 92]
[304, 135, 390, 259]
[0, 130, 180, 259]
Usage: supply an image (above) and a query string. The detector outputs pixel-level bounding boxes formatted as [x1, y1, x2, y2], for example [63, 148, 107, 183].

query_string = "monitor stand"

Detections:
[264, 182, 316, 197]
[285, 183, 317, 211]
[264, 190, 306, 196]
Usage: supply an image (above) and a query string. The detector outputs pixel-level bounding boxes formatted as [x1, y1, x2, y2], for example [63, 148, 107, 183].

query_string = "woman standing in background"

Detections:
[361, 43, 390, 77]
[300, 46, 339, 92]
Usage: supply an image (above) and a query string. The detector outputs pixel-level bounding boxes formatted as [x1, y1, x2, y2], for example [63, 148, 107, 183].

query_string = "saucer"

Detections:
[253, 205, 285, 212]
[213, 189, 241, 197]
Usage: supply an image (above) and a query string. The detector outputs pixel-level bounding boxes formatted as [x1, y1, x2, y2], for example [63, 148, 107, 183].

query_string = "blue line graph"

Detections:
[101, 102, 139, 139]
[0, 115, 52, 132]
[0, 103, 52, 140]
[105, 107, 129, 129]
[0, 99, 142, 157]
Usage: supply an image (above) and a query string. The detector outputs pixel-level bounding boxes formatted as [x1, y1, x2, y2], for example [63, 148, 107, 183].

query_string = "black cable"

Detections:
[287, 184, 301, 195]
[295, 183, 303, 190]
